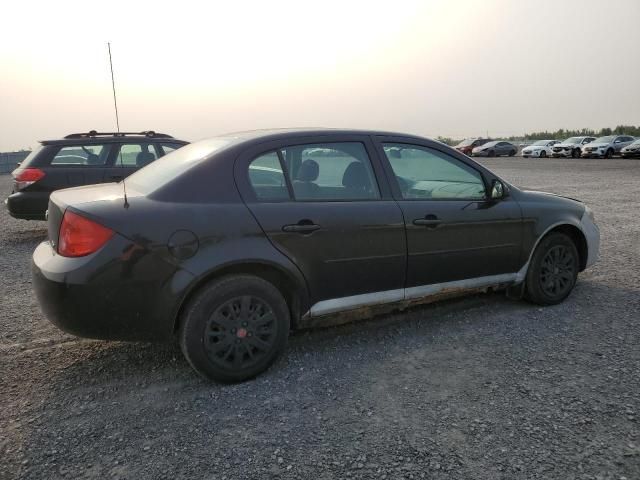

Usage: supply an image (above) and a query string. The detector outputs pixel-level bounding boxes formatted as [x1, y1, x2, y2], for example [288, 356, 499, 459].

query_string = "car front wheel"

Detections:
[179, 274, 290, 382]
[524, 232, 579, 305]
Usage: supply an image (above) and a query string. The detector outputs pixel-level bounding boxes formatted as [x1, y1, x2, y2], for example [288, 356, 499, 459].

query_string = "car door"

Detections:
[374, 137, 523, 290]
[104, 142, 162, 182]
[235, 135, 407, 312]
[45, 143, 112, 189]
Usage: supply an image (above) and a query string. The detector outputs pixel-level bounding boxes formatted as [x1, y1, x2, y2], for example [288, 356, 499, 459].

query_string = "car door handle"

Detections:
[282, 221, 321, 234]
[413, 215, 441, 228]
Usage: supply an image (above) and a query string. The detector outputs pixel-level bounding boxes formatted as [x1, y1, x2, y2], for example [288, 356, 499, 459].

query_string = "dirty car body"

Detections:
[32, 129, 600, 381]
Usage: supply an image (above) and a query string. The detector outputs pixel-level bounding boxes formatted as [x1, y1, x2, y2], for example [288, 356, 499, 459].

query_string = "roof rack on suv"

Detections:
[64, 130, 174, 139]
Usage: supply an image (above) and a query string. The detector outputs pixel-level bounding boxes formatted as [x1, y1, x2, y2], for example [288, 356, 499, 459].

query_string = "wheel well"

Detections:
[547, 224, 588, 271]
[173, 263, 304, 334]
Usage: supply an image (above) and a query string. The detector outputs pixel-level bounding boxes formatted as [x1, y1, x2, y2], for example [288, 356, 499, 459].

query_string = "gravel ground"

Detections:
[1, 157, 639, 480]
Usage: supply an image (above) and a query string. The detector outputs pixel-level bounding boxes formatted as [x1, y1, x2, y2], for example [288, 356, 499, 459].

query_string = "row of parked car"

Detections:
[454, 136, 640, 159]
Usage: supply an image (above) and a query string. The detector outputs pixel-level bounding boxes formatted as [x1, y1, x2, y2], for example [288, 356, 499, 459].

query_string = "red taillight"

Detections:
[58, 211, 114, 257]
[13, 168, 45, 190]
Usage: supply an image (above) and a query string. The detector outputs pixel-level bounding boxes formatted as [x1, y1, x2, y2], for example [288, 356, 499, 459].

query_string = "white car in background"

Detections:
[521, 140, 561, 158]
[551, 136, 597, 158]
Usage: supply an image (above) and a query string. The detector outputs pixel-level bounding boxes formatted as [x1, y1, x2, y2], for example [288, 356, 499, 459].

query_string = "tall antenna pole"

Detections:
[107, 42, 128, 208]
[107, 42, 120, 132]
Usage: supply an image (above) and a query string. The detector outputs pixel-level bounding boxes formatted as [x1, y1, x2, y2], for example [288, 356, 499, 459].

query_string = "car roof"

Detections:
[210, 127, 432, 144]
[40, 131, 189, 146]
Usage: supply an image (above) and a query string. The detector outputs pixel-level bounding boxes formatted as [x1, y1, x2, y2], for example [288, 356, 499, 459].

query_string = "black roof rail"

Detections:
[64, 130, 174, 139]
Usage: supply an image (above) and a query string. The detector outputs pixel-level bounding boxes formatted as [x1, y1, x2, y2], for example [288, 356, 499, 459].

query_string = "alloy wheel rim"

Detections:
[539, 245, 576, 297]
[204, 295, 278, 370]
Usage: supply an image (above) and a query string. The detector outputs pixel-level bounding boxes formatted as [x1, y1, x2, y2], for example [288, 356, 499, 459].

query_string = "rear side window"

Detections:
[51, 145, 110, 166]
[248, 152, 289, 201]
[114, 143, 158, 167]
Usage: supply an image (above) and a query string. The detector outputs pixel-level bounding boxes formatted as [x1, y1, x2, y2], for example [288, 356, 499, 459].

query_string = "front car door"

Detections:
[235, 135, 407, 317]
[373, 137, 523, 294]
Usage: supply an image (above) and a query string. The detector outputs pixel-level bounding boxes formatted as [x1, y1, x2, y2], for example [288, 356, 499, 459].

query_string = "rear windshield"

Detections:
[125, 138, 233, 194]
[17, 147, 43, 167]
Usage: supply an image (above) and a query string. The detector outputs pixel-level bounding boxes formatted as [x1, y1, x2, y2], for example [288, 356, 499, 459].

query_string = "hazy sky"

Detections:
[1, 0, 639, 151]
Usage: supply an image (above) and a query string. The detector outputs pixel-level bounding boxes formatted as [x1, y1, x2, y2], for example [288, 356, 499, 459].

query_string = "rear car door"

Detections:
[374, 137, 522, 288]
[104, 142, 161, 182]
[44, 143, 112, 189]
[235, 135, 407, 312]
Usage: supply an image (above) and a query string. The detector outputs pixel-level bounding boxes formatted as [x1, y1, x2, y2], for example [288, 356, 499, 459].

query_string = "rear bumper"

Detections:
[5, 191, 49, 220]
[32, 238, 194, 341]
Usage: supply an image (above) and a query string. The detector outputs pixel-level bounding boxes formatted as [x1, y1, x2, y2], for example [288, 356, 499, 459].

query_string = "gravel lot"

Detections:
[1, 157, 639, 480]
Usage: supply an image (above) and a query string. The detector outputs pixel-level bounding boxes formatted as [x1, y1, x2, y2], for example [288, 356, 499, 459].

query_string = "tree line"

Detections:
[436, 125, 640, 146]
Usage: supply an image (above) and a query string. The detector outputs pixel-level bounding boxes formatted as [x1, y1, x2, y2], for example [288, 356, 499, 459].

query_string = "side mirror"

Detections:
[490, 179, 506, 200]
[614, 140, 621, 144]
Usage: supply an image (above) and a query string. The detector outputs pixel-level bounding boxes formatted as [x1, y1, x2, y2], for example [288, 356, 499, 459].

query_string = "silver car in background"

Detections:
[551, 136, 596, 158]
[471, 141, 518, 157]
[581, 135, 635, 158]
[621, 139, 640, 158]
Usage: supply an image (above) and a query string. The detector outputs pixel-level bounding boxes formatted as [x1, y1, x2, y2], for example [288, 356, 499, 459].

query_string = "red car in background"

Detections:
[455, 138, 492, 156]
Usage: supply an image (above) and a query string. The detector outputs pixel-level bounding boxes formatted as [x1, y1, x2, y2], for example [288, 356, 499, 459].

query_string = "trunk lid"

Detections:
[46, 183, 138, 250]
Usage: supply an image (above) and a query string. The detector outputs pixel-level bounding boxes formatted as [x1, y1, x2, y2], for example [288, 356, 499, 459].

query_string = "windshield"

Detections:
[532, 140, 549, 146]
[456, 139, 474, 147]
[564, 137, 581, 144]
[126, 138, 233, 194]
[482, 141, 498, 147]
[631, 139, 640, 146]
[594, 136, 615, 143]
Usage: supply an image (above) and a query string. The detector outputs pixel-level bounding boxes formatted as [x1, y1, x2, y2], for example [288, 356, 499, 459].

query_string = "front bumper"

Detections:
[621, 151, 640, 158]
[5, 191, 50, 220]
[522, 150, 544, 158]
[580, 212, 600, 269]
[551, 149, 573, 158]
[32, 237, 191, 341]
[581, 150, 605, 158]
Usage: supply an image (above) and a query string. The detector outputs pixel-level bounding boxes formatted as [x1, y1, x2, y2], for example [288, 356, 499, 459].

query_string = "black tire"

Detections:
[539, 150, 546, 158]
[572, 148, 580, 158]
[509, 149, 517, 157]
[488, 150, 496, 157]
[179, 275, 290, 383]
[524, 232, 579, 305]
[605, 148, 614, 159]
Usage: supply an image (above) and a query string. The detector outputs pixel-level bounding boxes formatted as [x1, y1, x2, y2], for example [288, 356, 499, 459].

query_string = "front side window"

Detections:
[382, 143, 486, 200]
[51, 144, 109, 166]
[248, 152, 289, 201]
[114, 143, 158, 167]
[159, 143, 183, 156]
[283, 142, 379, 201]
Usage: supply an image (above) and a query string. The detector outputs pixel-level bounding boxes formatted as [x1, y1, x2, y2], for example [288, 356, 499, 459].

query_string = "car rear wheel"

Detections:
[179, 275, 290, 382]
[524, 232, 579, 305]
[605, 149, 614, 159]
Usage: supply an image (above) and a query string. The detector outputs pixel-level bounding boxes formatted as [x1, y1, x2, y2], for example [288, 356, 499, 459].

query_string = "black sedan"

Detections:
[32, 129, 600, 382]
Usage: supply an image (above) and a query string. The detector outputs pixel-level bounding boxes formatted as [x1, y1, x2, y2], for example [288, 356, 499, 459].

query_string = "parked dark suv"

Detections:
[5, 131, 188, 220]
[32, 129, 600, 383]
